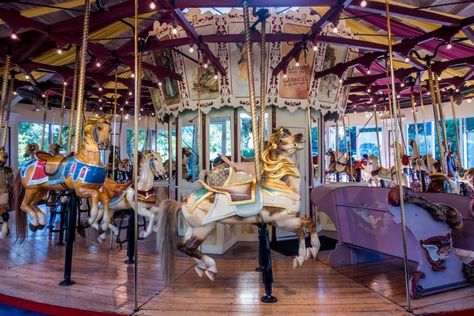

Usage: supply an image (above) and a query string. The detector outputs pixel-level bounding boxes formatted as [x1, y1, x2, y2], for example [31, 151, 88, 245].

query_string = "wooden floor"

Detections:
[0, 224, 472, 315]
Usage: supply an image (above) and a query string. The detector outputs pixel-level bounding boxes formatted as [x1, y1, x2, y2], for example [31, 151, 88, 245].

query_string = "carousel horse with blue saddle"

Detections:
[14, 115, 112, 241]
[156, 127, 320, 283]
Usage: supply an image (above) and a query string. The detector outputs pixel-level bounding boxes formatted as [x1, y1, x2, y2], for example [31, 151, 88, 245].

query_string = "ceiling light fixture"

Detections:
[447, 43, 452, 50]
[360, 0, 367, 7]
[57, 48, 63, 54]
[149, 1, 156, 10]
[11, 33, 18, 40]
[404, 57, 410, 63]
[171, 27, 178, 35]
[312, 45, 318, 52]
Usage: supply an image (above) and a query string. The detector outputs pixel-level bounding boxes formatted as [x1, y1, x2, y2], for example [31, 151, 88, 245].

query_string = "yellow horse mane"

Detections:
[261, 129, 299, 181]
[82, 115, 112, 145]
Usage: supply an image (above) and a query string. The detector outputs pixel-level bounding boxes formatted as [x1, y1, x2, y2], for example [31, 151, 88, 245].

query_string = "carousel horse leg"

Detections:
[21, 188, 41, 231]
[138, 206, 155, 239]
[178, 223, 217, 281]
[31, 189, 48, 229]
[1, 211, 9, 238]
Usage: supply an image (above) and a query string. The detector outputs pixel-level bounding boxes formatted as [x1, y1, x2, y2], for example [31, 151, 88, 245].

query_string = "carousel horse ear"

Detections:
[104, 114, 113, 122]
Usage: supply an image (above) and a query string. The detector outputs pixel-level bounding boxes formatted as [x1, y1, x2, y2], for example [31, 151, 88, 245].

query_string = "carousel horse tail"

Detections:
[156, 199, 182, 285]
[13, 171, 26, 242]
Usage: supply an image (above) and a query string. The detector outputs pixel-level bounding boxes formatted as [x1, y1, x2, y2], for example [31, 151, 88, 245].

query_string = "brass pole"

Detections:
[243, 1, 261, 180]
[154, 113, 158, 152]
[112, 70, 118, 180]
[259, 13, 267, 150]
[427, 66, 446, 173]
[1, 73, 14, 148]
[0, 55, 11, 138]
[418, 89, 428, 155]
[57, 82, 67, 147]
[449, 95, 462, 169]
[410, 92, 419, 148]
[385, 0, 411, 311]
[73, 0, 92, 153]
[41, 94, 49, 150]
[133, 0, 140, 310]
[434, 75, 449, 153]
[67, 48, 80, 153]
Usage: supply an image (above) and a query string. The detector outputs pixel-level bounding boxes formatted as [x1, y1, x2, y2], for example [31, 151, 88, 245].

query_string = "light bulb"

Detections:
[213, 74, 218, 80]
[11, 33, 18, 40]
[57, 48, 63, 54]
[468, 99, 472, 103]
[99, 106, 103, 110]
[171, 27, 178, 35]
[404, 57, 410, 63]
[447, 43, 452, 49]
[367, 69, 371, 75]
[333, 26, 338, 33]
[295, 61, 300, 67]
[96, 61, 101, 67]
[427, 91, 430, 96]
[360, 0, 367, 7]
[455, 88, 459, 93]
[438, 76, 442, 81]
[189, 46, 194, 53]
[129, 91, 132, 96]
[158, 82, 162, 86]
[203, 63, 208, 69]
[339, 78, 343, 83]
[125, 101, 129, 105]
[25, 75, 30, 80]
[13, 91, 17, 95]
[367, 88, 371, 93]
[99, 99, 102, 103]
[98, 87, 103, 91]
[312, 45, 318, 52]
[283, 73, 287, 79]
[149, 1, 156, 10]
[400, 83, 405, 87]
[131, 73, 135, 78]
[42, 94, 46, 98]
[397, 94, 400, 99]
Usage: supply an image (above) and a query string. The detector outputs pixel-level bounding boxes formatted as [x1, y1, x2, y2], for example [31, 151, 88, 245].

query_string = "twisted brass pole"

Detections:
[243, 1, 261, 180]
[385, 0, 411, 311]
[259, 14, 267, 151]
[67, 48, 80, 153]
[434, 75, 448, 153]
[427, 66, 446, 173]
[449, 95, 462, 169]
[112, 70, 118, 180]
[57, 82, 67, 147]
[0, 55, 11, 139]
[1, 74, 14, 148]
[418, 88, 428, 155]
[373, 106, 382, 164]
[410, 92, 419, 148]
[73, 0, 92, 153]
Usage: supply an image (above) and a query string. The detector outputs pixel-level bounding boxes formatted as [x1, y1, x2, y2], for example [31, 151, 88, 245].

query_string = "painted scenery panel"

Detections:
[229, 21, 263, 99]
[279, 24, 316, 99]
[317, 44, 348, 104]
[182, 24, 219, 101]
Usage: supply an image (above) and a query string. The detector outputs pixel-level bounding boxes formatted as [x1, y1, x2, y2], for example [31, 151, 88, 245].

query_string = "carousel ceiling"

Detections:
[0, 0, 473, 117]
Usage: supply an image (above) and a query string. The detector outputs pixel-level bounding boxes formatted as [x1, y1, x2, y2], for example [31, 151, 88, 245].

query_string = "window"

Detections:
[126, 129, 147, 158]
[463, 117, 474, 168]
[17, 122, 69, 167]
[240, 111, 268, 159]
[433, 119, 460, 160]
[327, 126, 356, 156]
[181, 124, 199, 181]
[209, 117, 231, 161]
[358, 127, 382, 158]
[407, 122, 433, 156]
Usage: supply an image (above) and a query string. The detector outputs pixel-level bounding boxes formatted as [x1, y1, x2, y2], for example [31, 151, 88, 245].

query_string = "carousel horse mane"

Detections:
[260, 129, 299, 181]
[81, 115, 112, 149]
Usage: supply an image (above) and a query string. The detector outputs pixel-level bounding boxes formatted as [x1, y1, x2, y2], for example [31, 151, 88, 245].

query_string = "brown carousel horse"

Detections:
[23, 143, 39, 160]
[156, 127, 320, 283]
[0, 148, 13, 238]
[327, 149, 355, 181]
[14, 115, 112, 241]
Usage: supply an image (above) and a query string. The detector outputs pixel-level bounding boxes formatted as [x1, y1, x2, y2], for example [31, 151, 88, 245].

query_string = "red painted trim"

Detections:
[0, 293, 124, 316]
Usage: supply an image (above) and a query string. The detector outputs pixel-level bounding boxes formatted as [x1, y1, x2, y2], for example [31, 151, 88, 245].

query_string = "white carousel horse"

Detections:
[14, 115, 112, 241]
[0, 148, 13, 238]
[94, 151, 167, 241]
[368, 154, 409, 187]
[156, 127, 320, 283]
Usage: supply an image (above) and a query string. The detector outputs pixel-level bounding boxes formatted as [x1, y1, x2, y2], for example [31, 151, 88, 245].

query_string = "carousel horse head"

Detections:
[82, 115, 112, 151]
[23, 143, 39, 159]
[267, 127, 304, 157]
[48, 143, 61, 156]
[142, 151, 167, 177]
[368, 154, 380, 170]
[0, 147, 8, 167]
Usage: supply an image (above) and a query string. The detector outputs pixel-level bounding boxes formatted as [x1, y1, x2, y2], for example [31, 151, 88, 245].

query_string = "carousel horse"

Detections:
[459, 167, 474, 196]
[23, 143, 39, 160]
[48, 143, 61, 156]
[107, 145, 131, 182]
[0, 148, 13, 238]
[95, 151, 167, 240]
[156, 127, 320, 283]
[327, 149, 355, 181]
[14, 115, 112, 241]
[391, 141, 412, 170]
[354, 154, 373, 183]
[368, 154, 409, 187]
[427, 152, 461, 194]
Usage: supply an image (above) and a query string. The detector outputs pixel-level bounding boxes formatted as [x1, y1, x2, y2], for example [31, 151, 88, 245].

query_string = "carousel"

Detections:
[0, 0, 473, 315]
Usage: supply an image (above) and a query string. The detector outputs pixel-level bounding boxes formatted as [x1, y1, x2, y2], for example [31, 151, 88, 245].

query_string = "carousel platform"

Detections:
[0, 226, 473, 316]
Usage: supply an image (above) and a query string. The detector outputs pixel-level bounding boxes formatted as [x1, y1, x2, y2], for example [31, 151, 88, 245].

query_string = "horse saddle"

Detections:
[137, 188, 157, 204]
[36, 151, 69, 176]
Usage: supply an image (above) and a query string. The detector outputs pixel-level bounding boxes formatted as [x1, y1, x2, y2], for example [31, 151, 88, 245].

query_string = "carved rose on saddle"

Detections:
[420, 234, 453, 272]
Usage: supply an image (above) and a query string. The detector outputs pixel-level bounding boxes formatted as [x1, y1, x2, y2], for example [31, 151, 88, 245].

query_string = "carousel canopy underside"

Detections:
[0, 0, 473, 118]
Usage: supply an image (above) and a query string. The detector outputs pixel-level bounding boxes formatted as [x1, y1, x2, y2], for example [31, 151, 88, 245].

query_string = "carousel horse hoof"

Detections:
[77, 226, 86, 238]
[139, 231, 148, 239]
[309, 247, 319, 259]
[195, 266, 205, 278]
[28, 223, 38, 232]
[97, 236, 106, 244]
[293, 255, 304, 268]
[204, 269, 216, 281]
[305, 248, 312, 261]
[91, 223, 99, 231]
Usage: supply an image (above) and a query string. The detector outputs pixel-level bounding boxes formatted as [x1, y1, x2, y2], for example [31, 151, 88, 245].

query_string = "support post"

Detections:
[59, 191, 77, 286]
[256, 222, 277, 303]
[125, 208, 136, 264]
